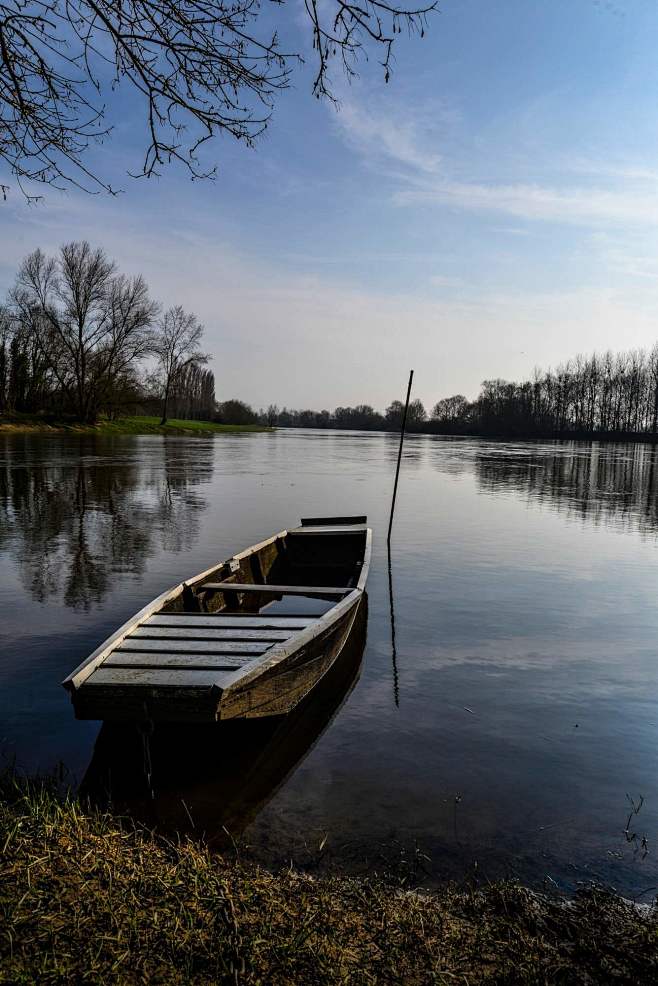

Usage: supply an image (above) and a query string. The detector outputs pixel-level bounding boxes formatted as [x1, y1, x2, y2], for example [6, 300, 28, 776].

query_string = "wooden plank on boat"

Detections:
[117, 639, 270, 655]
[147, 615, 313, 629]
[301, 516, 366, 526]
[104, 653, 248, 669]
[218, 594, 361, 718]
[130, 627, 293, 641]
[289, 525, 368, 535]
[85, 668, 230, 688]
[201, 583, 349, 597]
[63, 519, 371, 723]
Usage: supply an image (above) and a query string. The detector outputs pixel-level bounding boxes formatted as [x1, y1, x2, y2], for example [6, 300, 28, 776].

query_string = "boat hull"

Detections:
[71, 594, 364, 722]
[218, 594, 363, 719]
[64, 517, 371, 722]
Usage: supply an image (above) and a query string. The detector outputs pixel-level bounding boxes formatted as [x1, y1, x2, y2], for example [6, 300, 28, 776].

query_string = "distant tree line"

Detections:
[434, 346, 658, 438]
[0, 242, 213, 424]
[247, 399, 430, 431]
[234, 344, 658, 439]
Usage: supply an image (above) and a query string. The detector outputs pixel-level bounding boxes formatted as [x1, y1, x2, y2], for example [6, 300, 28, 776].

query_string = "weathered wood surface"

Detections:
[219, 596, 361, 718]
[66, 518, 371, 722]
[201, 583, 349, 597]
[289, 525, 368, 535]
[300, 515, 367, 526]
[86, 668, 231, 687]
[61, 556, 236, 691]
[147, 615, 313, 629]
[117, 639, 269, 654]
[105, 653, 248, 669]
[73, 689, 219, 722]
[131, 627, 293, 641]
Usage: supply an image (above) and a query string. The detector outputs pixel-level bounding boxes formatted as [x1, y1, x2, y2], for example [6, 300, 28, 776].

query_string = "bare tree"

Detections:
[0, 305, 10, 410]
[0, 0, 435, 197]
[168, 363, 215, 420]
[462, 343, 658, 437]
[432, 394, 468, 423]
[10, 241, 157, 421]
[152, 306, 209, 425]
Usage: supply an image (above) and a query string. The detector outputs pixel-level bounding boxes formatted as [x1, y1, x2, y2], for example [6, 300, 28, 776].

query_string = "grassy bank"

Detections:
[0, 412, 269, 435]
[1, 777, 657, 984]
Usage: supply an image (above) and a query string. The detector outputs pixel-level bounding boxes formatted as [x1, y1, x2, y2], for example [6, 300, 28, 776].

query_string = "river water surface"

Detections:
[2, 430, 658, 895]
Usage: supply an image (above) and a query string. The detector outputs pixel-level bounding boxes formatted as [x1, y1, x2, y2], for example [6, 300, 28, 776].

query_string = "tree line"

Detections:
[436, 346, 658, 437]
[228, 344, 658, 439]
[244, 400, 431, 431]
[0, 241, 214, 424]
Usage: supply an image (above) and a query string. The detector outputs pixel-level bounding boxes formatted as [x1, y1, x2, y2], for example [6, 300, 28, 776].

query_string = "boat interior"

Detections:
[167, 515, 370, 615]
[64, 516, 370, 719]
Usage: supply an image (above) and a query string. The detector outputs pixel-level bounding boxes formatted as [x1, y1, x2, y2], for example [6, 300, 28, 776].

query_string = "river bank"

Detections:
[0, 413, 269, 435]
[1, 775, 656, 985]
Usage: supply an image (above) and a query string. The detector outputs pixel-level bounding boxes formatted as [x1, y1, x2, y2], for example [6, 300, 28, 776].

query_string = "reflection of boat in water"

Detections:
[79, 599, 367, 843]
[64, 516, 371, 721]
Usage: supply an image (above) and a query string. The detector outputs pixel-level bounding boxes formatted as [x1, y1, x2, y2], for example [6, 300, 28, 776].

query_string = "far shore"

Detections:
[0, 413, 271, 436]
[4, 413, 658, 444]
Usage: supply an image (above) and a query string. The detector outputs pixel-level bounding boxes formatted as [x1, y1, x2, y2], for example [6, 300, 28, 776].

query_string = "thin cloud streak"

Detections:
[396, 177, 658, 227]
[332, 89, 450, 175]
[333, 94, 658, 228]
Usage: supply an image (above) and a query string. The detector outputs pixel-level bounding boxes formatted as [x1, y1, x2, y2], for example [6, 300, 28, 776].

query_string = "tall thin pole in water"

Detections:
[387, 545, 400, 707]
[387, 369, 414, 545]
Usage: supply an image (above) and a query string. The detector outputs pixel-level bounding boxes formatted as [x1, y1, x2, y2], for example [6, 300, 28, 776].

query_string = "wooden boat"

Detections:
[79, 599, 367, 842]
[63, 516, 371, 721]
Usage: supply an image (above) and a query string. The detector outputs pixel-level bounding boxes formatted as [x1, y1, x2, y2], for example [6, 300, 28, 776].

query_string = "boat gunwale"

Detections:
[62, 530, 286, 692]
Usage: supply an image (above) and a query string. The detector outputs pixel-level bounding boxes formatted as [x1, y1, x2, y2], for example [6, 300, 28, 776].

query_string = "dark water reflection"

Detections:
[0, 436, 212, 608]
[2, 432, 658, 896]
[476, 443, 658, 536]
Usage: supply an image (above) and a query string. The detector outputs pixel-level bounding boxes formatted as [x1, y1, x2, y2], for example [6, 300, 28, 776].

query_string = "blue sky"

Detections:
[3, 0, 658, 411]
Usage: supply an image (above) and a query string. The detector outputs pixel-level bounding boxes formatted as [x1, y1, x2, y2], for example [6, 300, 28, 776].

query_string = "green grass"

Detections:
[1, 773, 657, 985]
[0, 412, 269, 435]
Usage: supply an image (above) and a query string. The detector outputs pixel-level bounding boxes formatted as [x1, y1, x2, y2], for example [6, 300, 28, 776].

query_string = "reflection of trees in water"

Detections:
[0, 438, 212, 609]
[476, 444, 658, 535]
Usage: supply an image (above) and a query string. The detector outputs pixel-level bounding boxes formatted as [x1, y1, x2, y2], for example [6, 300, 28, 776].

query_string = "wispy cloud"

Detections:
[332, 93, 658, 228]
[332, 91, 448, 175]
[396, 176, 658, 226]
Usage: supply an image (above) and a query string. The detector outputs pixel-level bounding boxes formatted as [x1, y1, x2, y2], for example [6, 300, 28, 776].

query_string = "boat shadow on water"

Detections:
[79, 598, 368, 846]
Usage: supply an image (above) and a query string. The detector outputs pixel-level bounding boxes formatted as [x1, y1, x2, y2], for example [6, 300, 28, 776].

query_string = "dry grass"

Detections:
[1, 774, 657, 984]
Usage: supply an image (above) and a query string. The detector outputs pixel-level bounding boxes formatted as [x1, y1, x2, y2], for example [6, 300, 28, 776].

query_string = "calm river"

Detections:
[2, 430, 658, 895]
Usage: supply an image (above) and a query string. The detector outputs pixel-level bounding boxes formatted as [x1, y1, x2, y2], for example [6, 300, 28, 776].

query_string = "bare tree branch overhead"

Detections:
[0, 0, 436, 196]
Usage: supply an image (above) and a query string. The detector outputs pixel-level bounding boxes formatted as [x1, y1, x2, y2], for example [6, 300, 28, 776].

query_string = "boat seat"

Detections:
[84, 668, 238, 688]
[300, 515, 366, 525]
[200, 582, 350, 597]
[288, 525, 368, 535]
[148, 615, 313, 628]
[130, 626, 292, 641]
